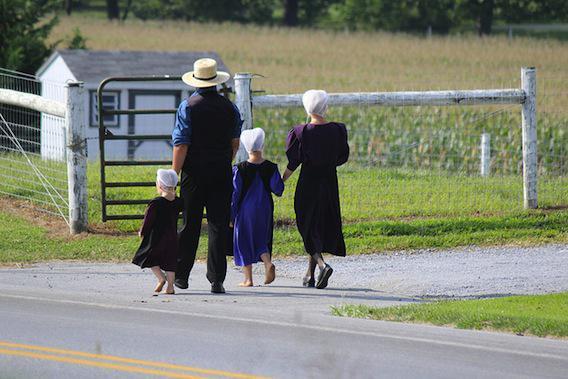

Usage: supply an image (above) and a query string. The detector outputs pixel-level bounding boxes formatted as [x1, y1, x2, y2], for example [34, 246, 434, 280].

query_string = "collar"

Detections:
[196, 86, 217, 94]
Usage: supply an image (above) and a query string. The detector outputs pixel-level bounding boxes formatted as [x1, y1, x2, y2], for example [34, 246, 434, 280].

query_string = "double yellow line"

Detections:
[0, 341, 267, 378]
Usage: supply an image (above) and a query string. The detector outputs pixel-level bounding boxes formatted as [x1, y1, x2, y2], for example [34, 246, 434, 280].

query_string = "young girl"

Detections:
[231, 128, 284, 287]
[132, 169, 183, 294]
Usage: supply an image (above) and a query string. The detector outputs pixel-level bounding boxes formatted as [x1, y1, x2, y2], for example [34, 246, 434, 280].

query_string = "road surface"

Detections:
[1, 252, 567, 378]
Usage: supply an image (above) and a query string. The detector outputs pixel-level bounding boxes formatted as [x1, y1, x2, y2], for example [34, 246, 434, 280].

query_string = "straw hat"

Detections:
[182, 58, 230, 88]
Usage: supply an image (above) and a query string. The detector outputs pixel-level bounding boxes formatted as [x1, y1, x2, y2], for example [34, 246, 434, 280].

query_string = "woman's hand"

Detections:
[282, 168, 294, 182]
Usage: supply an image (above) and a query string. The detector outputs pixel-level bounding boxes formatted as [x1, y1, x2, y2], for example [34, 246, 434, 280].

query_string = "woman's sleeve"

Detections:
[230, 166, 242, 223]
[337, 124, 350, 167]
[285, 128, 302, 171]
[139, 201, 158, 236]
[270, 167, 285, 197]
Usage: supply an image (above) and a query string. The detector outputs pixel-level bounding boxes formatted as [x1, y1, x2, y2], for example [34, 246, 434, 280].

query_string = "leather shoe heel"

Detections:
[316, 264, 333, 289]
[211, 282, 226, 294]
[302, 276, 315, 288]
[175, 279, 189, 290]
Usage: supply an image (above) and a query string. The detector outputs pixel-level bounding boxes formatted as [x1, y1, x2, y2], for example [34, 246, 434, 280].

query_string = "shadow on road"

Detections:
[173, 286, 420, 304]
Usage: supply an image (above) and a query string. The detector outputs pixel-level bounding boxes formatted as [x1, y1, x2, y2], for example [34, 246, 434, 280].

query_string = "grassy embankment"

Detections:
[1, 16, 567, 263]
[1, 160, 567, 264]
[332, 292, 568, 338]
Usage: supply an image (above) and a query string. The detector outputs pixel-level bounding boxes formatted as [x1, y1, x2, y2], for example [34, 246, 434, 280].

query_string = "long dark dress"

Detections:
[230, 161, 284, 266]
[132, 196, 184, 272]
[286, 122, 349, 257]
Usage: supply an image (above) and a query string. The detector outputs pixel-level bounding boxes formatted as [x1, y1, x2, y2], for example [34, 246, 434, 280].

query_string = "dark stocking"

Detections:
[305, 255, 317, 280]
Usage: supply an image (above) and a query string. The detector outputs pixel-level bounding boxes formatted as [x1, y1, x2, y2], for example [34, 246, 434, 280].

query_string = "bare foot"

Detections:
[264, 264, 276, 285]
[154, 280, 166, 293]
[238, 281, 253, 287]
[164, 286, 175, 295]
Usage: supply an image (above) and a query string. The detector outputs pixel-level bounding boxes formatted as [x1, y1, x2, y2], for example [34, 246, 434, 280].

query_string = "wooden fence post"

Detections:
[521, 67, 537, 209]
[65, 82, 88, 234]
[480, 133, 490, 177]
[234, 73, 253, 163]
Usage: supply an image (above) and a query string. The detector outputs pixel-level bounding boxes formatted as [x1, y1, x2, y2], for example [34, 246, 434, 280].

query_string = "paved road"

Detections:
[1, 249, 567, 378]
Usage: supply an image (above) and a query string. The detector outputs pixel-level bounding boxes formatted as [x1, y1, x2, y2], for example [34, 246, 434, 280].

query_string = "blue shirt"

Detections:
[172, 87, 243, 146]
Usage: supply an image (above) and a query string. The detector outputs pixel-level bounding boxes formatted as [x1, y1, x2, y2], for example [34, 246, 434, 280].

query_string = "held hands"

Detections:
[282, 168, 294, 182]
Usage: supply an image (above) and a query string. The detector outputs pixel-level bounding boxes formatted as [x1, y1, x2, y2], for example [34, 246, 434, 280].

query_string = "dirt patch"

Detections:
[0, 197, 70, 238]
[540, 205, 568, 212]
[0, 197, 134, 238]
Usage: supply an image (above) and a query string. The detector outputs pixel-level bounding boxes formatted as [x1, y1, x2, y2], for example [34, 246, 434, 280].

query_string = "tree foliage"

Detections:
[331, 0, 456, 33]
[132, 0, 277, 24]
[75, 0, 568, 34]
[0, 0, 59, 73]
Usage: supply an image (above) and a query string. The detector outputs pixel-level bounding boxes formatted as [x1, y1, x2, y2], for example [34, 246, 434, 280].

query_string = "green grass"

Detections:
[0, 152, 567, 265]
[1, 206, 567, 264]
[0, 211, 138, 263]
[91, 164, 568, 233]
[332, 292, 568, 338]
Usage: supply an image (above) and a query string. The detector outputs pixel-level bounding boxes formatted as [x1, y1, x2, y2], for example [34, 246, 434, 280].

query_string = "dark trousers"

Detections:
[177, 165, 232, 284]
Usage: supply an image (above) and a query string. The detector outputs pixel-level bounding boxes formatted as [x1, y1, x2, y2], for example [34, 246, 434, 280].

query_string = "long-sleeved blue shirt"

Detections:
[172, 87, 243, 146]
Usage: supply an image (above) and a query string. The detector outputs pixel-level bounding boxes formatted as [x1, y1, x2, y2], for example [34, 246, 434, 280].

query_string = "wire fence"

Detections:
[0, 68, 69, 221]
[1, 66, 565, 228]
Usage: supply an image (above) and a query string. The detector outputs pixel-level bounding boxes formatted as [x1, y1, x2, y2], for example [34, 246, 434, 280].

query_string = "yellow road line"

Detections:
[0, 348, 202, 378]
[0, 341, 267, 379]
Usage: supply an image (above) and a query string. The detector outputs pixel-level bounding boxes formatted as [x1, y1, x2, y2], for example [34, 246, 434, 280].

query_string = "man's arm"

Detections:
[172, 100, 190, 174]
[231, 138, 240, 161]
[172, 145, 188, 174]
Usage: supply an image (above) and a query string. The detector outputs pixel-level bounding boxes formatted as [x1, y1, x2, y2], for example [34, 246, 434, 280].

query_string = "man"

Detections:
[172, 58, 242, 294]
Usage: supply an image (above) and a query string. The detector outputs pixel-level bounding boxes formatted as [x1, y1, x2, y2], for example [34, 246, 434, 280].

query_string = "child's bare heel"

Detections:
[154, 280, 166, 293]
[164, 286, 175, 295]
[264, 264, 276, 285]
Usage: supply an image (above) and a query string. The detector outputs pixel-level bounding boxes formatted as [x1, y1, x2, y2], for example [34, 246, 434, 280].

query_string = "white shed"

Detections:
[36, 50, 232, 161]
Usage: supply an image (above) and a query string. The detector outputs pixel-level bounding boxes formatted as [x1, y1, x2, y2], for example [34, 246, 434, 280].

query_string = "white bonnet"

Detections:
[302, 89, 328, 117]
[240, 128, 265, 153]
[157, 169, 178, 189]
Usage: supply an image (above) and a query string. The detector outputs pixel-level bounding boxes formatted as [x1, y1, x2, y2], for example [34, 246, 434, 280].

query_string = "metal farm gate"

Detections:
[97, 76, 231, 222]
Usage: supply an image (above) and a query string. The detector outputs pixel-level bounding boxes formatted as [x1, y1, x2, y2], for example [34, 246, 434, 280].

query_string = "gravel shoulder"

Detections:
[274, 244, 568, 298]
[1, 244, 567, 303]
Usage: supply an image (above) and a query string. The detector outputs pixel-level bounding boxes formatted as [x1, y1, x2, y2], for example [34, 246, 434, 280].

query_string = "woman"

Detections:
[283, 90, 349, 289]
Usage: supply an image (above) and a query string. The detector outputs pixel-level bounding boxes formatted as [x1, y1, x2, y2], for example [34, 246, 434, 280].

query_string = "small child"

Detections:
[231, 128, 284, 287]
[132, 169, 183, 294]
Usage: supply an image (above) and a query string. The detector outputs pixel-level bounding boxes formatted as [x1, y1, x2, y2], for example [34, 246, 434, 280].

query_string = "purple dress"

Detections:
[132, 196, 184, 272]
[286, 122, 349, 257]
[230, 161, 284, 266]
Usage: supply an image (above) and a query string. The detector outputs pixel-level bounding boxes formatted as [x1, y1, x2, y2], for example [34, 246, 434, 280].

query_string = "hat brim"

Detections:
[182, 71, 231, 88]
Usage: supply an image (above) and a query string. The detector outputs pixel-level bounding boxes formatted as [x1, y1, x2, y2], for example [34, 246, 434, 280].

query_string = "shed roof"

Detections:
[37, 50, 232, 87]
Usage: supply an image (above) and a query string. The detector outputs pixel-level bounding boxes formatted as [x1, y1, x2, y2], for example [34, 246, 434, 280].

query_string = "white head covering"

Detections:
[302, 89, 329, 117]
[240, 128, 265, 153]
[157, 169, 178, 189]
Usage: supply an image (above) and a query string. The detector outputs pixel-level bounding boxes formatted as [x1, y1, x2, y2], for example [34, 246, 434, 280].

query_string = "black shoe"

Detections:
[211, 282, 225, 294]
[316, 264, 333, 289]
[302, 276, 315, 288]
[174, 278, 188, 290]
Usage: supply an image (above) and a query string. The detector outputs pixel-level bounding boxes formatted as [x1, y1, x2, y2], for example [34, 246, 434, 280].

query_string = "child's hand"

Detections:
[138, 230, 142, 238]
[229, 222, 233, 228]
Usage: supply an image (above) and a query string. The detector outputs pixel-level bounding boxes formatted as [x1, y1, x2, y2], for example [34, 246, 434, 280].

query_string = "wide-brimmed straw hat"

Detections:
[182, 58, 230, 88]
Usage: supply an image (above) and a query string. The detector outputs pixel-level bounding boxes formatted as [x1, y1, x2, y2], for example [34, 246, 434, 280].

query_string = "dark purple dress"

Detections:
[132, 196, 184, 272]
[286, 122, 349, 257]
